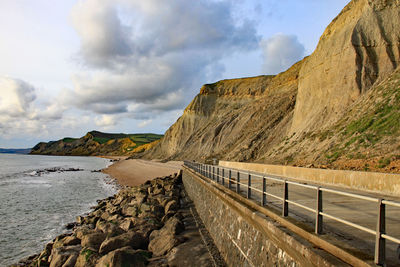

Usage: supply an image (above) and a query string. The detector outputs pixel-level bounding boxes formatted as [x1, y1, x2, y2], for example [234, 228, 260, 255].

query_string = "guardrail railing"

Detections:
[183, 161, 400, 266]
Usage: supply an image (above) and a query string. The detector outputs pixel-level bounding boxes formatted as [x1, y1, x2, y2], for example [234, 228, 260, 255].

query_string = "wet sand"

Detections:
[103, 158, 183, 186]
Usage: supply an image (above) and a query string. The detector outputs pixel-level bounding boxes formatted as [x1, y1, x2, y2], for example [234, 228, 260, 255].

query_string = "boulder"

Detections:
[164, 200, 179, 214]
[119, 218, 133, 231]
[99, 231, 147, 254]
[48, 245, 81, 267]
[95, 247, 149, 267]
[53, 235, 80, 249]
[81, 232, 107, 250]
[148, 216, 185, 256]
[75, 248, 100, 267]
[148, 233, 181, 257]
[95, 220, 125, 236]
[122, 205, 138, 217]
[140, 203, 152, 213]
[76, 226, 96, 239]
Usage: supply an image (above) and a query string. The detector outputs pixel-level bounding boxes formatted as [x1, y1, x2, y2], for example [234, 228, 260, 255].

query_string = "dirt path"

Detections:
[103, 159, 183, 186]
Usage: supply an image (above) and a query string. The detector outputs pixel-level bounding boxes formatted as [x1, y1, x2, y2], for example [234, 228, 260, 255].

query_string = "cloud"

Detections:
[261, 34, 305, 74]
[71, 0, 132, 68]
[0, 76, 36, 117]
[0, 76, 72, 140]
[138, 119, 152, 128]
[69, 0, 260, 119]
[95, 114, 117, 128]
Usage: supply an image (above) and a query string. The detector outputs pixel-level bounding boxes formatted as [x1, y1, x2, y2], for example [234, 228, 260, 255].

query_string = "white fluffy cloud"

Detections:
[0, 76, 71, 139]
[261, 34, 305, 74]
[69, 0, 260, 117]
[0, 76, 36, 117]
[95, 114, 117, 128]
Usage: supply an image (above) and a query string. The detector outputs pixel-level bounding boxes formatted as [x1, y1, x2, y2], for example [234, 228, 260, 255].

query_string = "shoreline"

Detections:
[13, 171, 220, 267]
[101, 157, 183, 187]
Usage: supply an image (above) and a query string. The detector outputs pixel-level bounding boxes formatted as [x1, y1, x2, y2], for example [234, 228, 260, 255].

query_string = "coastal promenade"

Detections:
[184, 161, 400, 266]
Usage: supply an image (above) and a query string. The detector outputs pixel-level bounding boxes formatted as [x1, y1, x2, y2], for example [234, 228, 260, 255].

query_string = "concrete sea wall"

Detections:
[182, 167, 351, 267]
[220, 161, 400, 197]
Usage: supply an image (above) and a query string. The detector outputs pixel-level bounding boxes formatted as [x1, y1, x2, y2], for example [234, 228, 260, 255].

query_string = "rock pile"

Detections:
[14, 171, 190, 267]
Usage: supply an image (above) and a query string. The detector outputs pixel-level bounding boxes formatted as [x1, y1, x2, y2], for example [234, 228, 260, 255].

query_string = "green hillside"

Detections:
[30, 131, 163, 156]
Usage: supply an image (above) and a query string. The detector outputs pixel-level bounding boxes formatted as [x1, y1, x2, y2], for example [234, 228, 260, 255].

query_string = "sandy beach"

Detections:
[103, 158, 183, 186]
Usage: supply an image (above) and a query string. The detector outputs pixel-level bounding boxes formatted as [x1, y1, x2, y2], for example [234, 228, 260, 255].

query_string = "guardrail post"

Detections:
[315, 187, 323, 234]
[375, 199, 386, 265]
[217, 167, 220, 183]
[237, 171, 240, 194]
[283, 180, 288, 217]
[247, 173, 251, 199]
[262, 177, 266, 206]
[212, 166, 215, 180]
[228, 170, 232, 189]
[222, 168, 225, 186]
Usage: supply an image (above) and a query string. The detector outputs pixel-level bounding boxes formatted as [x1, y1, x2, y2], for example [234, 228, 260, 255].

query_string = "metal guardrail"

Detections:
[184, 161, 400, 266]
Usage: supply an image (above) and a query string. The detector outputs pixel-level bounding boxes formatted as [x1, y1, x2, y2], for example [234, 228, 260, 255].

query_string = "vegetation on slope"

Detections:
[30, 131, 163, 156]
[274, 68, 400, 173]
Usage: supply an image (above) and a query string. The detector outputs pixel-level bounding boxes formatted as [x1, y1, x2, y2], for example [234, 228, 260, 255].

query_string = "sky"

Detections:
[0, 0, 351, 148]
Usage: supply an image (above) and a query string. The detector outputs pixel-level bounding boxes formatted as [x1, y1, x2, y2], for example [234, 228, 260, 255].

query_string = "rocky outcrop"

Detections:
[12, 172, 219, 267]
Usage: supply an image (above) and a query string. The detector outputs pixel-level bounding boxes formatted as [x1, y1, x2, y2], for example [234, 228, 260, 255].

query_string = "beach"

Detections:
[102, 158, 183, 187]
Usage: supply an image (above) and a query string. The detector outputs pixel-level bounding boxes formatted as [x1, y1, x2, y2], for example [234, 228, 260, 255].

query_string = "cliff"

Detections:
[142, 0, 400, 173]
[292, 0, 400, 134]
[30, 131, 163, 156]
[143, 60, 302, 162]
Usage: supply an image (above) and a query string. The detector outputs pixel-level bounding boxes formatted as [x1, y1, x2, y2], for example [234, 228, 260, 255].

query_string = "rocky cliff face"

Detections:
[143, 0, 400, 172]
[144, 60, 302, 162]
[292, 0, 400, 133]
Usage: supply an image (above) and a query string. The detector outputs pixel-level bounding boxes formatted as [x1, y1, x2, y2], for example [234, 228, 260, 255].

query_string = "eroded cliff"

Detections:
[142, 0, 400, 172]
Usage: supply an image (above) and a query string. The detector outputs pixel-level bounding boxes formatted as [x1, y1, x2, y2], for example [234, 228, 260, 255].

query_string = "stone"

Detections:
[122, 205, 138, 217]
[48, 245, 81, 267]
[99, 231, 147, 254]
[75, 248, 100, 267]
[63, 236, 81, 246]
[148, 233, 181, 257]
[148, 216, 185, 256]
[119, 218, 133, 231]
[152, 186, 165, 195]
[95, 247, 149, 267]
[76, 226, 96, 239]
[95, 220, 125, 236]
[150, 204, 164, 218]
[164, 200, 179, 214]
[53, 235, 80, 249]
[81, 232, 107, 250]
[100, 211, 111, 221]
[140, 203, 152, 213]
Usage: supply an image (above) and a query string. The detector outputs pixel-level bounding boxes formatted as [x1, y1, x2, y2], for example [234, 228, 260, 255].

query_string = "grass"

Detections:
[93, 137, 111, 144]
[378, 158, 391, 168]
[81, 248, 95, 261]
[322, 75, 400, 163]
[62, 138, 78, 143]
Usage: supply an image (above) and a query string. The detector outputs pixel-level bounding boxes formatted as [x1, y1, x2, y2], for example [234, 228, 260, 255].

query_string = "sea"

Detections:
[0, 154, 118, 266]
